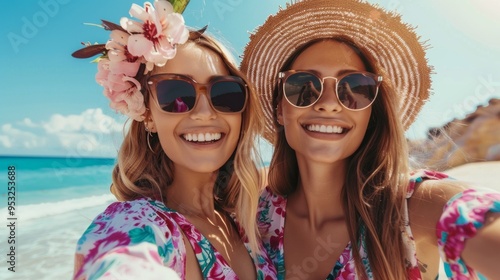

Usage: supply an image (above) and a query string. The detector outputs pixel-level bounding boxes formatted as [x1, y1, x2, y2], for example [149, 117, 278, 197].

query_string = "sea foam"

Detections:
[0, 194, 116, 221]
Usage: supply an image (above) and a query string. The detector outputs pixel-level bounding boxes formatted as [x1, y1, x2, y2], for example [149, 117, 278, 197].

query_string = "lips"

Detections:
[182, 132, 222, 142]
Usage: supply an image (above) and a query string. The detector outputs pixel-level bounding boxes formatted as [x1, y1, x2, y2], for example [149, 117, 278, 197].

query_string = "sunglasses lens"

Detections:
[155, 78, 246, 113]
[337, 74, 377, 110]
[156, 80, 196, 113]
[210, 80, 246, 112]
[284, 73, 322, 107]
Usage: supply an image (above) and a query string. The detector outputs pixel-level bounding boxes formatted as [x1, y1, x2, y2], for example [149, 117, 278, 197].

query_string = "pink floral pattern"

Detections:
[84, 243, 181, 280]
[258, 170, 498, 279]
[436, 187, 500, 279]
[76, 198, 277, 279]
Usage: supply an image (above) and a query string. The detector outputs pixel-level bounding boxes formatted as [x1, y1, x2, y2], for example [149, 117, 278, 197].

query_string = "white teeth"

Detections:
[306, 125, 344, 134]
[183, 133, 222, 142]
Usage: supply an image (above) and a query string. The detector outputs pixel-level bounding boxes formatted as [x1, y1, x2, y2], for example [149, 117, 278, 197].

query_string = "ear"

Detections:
[276, 102, 284, 125]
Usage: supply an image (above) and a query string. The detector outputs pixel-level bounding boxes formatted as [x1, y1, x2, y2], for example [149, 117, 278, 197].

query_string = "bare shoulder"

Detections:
[408, 179, 471, 242]
[410, 178, 471, 207]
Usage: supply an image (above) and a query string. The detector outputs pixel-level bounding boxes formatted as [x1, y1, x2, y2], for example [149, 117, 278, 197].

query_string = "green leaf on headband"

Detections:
[168, 0, 190, 14]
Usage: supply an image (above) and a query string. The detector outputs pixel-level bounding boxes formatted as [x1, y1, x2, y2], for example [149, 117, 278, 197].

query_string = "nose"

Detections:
[313, 77, 343, 112]
[190, 87, 217, 120]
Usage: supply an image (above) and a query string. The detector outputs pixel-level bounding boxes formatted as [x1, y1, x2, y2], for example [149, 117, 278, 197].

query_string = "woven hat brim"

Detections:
[241, 0, 431, 144]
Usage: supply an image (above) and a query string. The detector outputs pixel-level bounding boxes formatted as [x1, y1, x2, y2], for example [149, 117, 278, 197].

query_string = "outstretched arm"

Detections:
[74, 243, 180, 280]
[73, 200, 184, 280]
[410, 179, 500, 279]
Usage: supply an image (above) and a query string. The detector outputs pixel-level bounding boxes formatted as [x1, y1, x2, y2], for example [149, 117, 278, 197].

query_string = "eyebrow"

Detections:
[337, 69, 361, 76]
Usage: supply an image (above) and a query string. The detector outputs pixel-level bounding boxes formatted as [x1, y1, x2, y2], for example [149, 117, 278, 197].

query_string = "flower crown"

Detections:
[73, 0, 190, 121]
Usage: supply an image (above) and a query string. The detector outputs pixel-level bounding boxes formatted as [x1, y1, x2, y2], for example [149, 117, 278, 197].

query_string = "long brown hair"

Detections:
[267, 37, 410, 279]
[110, 31, 265, 256]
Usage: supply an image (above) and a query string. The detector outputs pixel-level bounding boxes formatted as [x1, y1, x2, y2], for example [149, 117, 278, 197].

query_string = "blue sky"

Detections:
[1, 0, 499, 158]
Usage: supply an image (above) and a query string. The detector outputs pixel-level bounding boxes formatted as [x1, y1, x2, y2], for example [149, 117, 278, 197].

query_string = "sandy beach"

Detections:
[444, 161, 500, 191]
[1, 204, 111, 280]
[1, 162, 498, 280]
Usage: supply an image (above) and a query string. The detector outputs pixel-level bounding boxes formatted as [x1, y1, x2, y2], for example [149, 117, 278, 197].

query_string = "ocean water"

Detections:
[0, 156, 117, 222]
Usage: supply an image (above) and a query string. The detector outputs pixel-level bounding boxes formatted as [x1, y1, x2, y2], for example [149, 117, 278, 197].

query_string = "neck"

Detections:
[288, 158, 347, 230]
[165, 167, 219, 220]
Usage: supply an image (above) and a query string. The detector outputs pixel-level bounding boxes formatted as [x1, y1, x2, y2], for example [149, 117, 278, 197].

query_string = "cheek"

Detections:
[358, 109, 372, 128]
[226, 115, 242, 145]
[156, 124, 178, 154]
[280, 101, 300, 125]
[352, 109, 372, 143]
[280, 105, 305, 148]
[149, 111, 178, 145]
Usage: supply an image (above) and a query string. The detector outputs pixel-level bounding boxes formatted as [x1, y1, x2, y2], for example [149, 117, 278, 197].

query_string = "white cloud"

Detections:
[1, 123, 44, 149]
[42, 108, 123, 134]
[0, 135, 12, 148]
[21, 118, 37, 128]
[0, 109, 125, 157]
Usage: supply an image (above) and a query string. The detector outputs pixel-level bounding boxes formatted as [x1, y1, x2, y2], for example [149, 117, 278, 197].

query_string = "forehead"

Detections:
[291, 40, 367, 74]
[152, 42, 230, 83]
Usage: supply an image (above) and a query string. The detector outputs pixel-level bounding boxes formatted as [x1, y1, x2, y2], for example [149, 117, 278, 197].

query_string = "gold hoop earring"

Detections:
[147, 130, 155, 153]
[144, 121, 155, 154]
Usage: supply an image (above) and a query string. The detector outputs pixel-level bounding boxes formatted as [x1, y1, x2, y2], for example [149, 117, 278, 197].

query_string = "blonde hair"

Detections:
[110, 31, 264, 257]
[268, 38, 410, 279]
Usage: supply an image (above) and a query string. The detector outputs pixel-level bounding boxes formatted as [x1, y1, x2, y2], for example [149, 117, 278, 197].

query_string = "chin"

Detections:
[189, 160, 228, 173]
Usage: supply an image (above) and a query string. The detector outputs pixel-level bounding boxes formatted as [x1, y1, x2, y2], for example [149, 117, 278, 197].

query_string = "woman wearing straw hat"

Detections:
[242, 0, 500, 279]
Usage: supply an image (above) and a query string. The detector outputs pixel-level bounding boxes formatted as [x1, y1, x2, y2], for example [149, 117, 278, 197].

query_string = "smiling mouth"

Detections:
[305, 124, 348, 134]
[182, 132, 223, 143]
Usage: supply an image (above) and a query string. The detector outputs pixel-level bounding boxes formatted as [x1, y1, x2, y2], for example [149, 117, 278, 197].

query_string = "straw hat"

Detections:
[241, 0, 432, 144]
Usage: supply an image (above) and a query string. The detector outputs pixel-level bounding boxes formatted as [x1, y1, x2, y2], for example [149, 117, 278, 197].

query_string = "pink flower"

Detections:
[99, 62, 145, 121]
[104, 77, 144, 120]
[107, 73, 135, 94]
[106, 30, 140, 63]
[109, 60, 141, 77]
[96, 59, 111, 87]
[120, 1, 189, 71]
[124, 87, 147, 120]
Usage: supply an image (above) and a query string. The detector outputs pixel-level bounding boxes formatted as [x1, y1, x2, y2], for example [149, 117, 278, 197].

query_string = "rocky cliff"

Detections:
[409, 98, 500, 171]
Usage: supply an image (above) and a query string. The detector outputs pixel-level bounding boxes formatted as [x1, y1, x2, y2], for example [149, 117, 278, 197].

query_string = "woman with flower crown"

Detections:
[242, 0, 500, 279]
[72, 1, 276, 279]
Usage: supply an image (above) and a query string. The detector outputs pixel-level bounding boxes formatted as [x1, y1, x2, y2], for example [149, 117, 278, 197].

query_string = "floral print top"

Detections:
[75, 198, 277, 280]
[257, 170, 500, 279]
